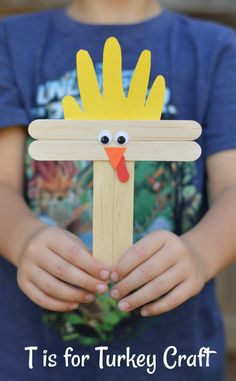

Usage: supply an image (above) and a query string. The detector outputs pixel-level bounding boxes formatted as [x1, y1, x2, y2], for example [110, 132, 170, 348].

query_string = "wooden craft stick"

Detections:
[112, 161, 134, 265]
[93, 162, 114, 267]
[29, 140, 201, 162]
[93, 161, 134, 267]
[29, 120, 202, 141]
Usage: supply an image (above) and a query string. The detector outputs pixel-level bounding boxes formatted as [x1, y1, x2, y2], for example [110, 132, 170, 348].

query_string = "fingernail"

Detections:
[111, 272, 119, 282]
[70, 303, 79, 310]
[141, 309, 150, 317]
[100, 270, 110, 280]
[118, 301, 129, 312]
[84, 294, 95, 303]
[110, 289, 120, 299]
[96, 283, 107, 294]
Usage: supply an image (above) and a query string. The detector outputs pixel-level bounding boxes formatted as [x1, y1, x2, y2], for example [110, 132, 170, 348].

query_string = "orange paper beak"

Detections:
[104, 147, 126, 169]
[105, 147, 129, 183]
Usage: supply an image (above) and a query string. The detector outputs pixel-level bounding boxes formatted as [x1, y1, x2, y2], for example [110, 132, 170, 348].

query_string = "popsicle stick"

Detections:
[93, 161, 134, 267]
[112, 161, 134, 264]
[29, 140, 201, 162]
[93, 161, 114, 267]
[29, 120, 202, 141]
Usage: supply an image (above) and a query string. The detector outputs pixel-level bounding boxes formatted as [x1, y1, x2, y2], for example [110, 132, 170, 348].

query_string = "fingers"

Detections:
[128, 50, 151, 110]
[62, 95, 84, 119]
[115, 264, 185, 313]
[111, 230, 169, 282]
[141, 281, 191, 317]
[45, 229, 110, 281]
[111, 247, 176, 300]
[103, 37, 125, 101]
[17, 226, 111, 311]
[145, 75, 166, 120]
[29, 266, 95, 304]
[76, 50, 101, 113]
[20, 280, 79, 312]
[37, 249, 108, 295]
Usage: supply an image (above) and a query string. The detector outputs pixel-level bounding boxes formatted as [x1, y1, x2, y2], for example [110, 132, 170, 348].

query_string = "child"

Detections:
[0, 0, 236, 379]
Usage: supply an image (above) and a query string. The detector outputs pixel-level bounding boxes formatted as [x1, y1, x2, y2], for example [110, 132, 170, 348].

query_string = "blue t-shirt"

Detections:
[1, 8, 236, 381]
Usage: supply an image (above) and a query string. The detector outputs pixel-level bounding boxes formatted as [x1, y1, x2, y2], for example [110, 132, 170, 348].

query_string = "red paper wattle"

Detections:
[116, 156, 129, 183]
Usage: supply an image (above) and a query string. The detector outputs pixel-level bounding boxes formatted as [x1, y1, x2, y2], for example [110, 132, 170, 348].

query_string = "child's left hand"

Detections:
[110, 230, 208, 316]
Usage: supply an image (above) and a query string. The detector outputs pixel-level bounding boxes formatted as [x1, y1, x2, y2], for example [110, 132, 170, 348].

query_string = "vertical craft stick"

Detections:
[112, 161, 134, 265]
[93, 161, 134, 267]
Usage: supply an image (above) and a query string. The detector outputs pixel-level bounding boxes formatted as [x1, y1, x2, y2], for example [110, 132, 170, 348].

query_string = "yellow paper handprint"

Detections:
[62, 37, 166, 120]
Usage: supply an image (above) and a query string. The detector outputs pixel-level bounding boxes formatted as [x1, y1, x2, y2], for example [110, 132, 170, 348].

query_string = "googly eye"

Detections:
[97, 130, 113, 145]
[115, 131, 129, 145]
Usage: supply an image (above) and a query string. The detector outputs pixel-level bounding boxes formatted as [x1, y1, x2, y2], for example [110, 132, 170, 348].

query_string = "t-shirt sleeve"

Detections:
[204, 28, 236, 158]
[0, 21, 29, 128]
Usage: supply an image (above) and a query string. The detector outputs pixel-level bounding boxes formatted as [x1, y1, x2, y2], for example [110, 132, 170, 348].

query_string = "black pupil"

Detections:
[117, 136, 126, 145]
[101, 135, 110, 144]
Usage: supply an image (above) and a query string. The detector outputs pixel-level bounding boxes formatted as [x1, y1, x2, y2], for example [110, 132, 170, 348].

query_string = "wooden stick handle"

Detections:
[93, 161, 134, 267]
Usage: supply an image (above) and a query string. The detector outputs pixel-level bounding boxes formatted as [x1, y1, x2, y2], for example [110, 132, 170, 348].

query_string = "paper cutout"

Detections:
[104, 147, 126, 168]
[62, 37, 165, 120]
[116, 156, 130, 183]
[105, 147, 129, 183]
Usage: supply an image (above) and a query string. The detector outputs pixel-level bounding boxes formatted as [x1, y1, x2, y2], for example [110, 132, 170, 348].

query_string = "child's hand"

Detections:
[17, 226, 110, 312]
[110, 230, 207, 316]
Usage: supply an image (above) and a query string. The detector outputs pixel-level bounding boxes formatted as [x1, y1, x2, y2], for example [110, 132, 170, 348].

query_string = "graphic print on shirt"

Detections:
[26, 65, 202, 344]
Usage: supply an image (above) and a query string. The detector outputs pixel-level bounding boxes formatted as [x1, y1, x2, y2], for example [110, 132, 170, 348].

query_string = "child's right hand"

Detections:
[16, 226, 110, 312]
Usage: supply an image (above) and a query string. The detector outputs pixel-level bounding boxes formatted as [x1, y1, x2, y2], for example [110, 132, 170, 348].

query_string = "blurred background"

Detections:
[1, 0, 236, 27]
[0, 0, 236, 379]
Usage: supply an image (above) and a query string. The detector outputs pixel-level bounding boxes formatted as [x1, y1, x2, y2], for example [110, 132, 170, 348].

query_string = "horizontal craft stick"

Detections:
[29, 120, 202, 141]
[29, 140, 202, 162]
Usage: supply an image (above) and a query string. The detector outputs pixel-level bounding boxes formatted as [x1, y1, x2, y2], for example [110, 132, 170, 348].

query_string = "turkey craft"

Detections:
[29, 37, 202, 267]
